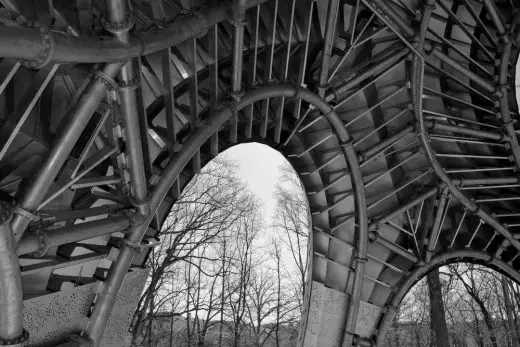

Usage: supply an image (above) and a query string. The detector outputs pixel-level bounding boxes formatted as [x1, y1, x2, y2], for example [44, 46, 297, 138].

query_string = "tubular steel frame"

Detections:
[0, 0, 519, 346]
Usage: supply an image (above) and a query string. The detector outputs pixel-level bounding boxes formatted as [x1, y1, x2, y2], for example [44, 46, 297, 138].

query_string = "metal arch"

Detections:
[375, 248, 520, 346]
[412, 1, 520, 251]
[84, 83, 368, 345]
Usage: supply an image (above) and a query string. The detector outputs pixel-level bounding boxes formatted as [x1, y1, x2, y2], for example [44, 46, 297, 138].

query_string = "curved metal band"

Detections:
[376, 249, 520, 344]
[85, 83, 368, 346]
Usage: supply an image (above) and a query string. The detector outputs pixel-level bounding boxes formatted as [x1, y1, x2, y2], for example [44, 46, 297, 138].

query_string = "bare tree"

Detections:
[272, 162, 309, 313]
[131, 158, 256, 345]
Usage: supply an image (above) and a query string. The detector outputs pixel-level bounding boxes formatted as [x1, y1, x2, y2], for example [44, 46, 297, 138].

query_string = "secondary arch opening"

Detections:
[383, 260, 520, 347]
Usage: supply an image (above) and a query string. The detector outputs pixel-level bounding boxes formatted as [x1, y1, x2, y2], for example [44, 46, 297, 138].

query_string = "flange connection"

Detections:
[21, 27, 54, 69]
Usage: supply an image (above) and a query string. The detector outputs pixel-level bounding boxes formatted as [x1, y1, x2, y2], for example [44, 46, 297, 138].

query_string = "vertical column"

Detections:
[0, 201, 27, 347]
[85, 1, 149, 345]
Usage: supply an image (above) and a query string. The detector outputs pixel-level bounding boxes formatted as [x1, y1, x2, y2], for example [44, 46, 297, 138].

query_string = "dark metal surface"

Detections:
[0, 0, 519, 346]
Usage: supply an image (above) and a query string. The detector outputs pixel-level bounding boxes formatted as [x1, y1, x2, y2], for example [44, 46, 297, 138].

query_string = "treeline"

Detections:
[384, 263, 520, 347]
[130, 158, 309, 347]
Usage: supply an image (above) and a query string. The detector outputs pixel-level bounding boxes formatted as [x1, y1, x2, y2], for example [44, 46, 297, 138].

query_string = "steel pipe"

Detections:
[85, 84, 368, 346]
[365, 0, 414, 37]
[17, 216, 130, 256]
[426, 187, 449, 261]
[10, 62, 124, 243]
[318, 0, 340, 96]
[371, 187, 440, 228]
[106, 0, 148, 214]
[425, 43, 496, 93]
[371, 231, 418, 263]
[0, 0, 271, 64]
[425, 119, 507, 142]
[0, 201, 25, 346]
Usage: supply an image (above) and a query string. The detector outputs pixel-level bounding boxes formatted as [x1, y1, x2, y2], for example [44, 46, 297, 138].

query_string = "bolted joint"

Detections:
[21, 27, 54, 69]
[118, 76, 141, 91]
[0, 329, 29, 346]
[101, 12, 135, 35]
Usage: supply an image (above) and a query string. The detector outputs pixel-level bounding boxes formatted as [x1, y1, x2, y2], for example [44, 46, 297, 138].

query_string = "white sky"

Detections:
[220, 143, 288, 223]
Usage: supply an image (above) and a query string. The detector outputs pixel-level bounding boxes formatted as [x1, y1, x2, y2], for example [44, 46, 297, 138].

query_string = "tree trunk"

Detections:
[427, 268, 450, 347]
[502, 276, 520, 347]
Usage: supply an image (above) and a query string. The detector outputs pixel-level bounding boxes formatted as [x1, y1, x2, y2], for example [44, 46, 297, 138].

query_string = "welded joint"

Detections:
[101, 12, 135, 35]
[93, 69, 119, 91]
[128, 196, 150, 219]
[13, 205, 40, 222]
[21, 26, 54, 69]
[117, 76, 141, 91]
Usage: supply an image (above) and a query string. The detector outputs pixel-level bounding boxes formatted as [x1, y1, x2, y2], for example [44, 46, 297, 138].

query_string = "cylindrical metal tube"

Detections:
[0, 1, 272, 64]
[374, 233, 418, 263]
[118, 62, 148, 210]
[17, 216, 130, 256]
[429, 46, 495, 93]
[318, 0, 340, 95]
[10, 62, 124, 242]
[0, 201, 24, 345]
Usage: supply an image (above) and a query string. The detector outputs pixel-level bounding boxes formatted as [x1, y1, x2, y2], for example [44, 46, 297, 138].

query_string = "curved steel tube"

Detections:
[84, 83, 367, 345]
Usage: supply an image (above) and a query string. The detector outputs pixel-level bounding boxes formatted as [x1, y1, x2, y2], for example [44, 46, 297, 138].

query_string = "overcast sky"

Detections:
[220, 143, 288, 223]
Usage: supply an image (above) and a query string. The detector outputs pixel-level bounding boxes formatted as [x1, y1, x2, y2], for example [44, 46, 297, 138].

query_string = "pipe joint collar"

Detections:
[21, 27, 54, 69]
[118, 76, 141, 91]
[0, 328, 29, 346]
[101, 13, 135, 35]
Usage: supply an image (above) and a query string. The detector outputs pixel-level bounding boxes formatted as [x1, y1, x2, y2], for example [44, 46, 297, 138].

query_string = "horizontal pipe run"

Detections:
[454, 177, 520, 186]
[17, 216, 130, 256]
[446, 166, 515, 174]
[426, 120, 507, 142]
[435, 153, 510, 160]
[0, 0, 271, 63]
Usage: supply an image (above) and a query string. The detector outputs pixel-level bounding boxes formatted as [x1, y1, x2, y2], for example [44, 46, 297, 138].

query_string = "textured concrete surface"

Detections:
[23, 267, 149, 347]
